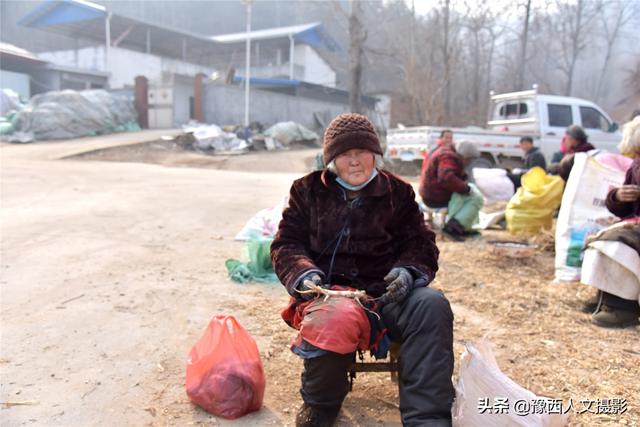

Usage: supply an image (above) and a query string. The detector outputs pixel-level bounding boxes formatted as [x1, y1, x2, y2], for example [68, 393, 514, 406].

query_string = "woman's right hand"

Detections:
[615, 185, 640, 202]
[296, 273, 325, 300]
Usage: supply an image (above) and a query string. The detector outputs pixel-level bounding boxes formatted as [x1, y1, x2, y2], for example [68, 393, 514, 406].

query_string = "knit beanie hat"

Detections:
[323, 113, 383, 164]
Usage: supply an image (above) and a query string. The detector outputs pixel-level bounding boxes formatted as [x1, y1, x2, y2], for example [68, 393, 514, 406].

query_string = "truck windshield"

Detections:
[580, 106, 611, 131]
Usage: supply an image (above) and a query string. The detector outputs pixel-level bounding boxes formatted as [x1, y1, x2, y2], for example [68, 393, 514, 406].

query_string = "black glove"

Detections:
[381, 267, 413, 304]
[296, 272, 324, 300]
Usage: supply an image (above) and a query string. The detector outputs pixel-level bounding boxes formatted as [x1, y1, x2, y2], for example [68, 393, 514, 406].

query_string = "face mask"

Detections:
[335, 168, 378, 191]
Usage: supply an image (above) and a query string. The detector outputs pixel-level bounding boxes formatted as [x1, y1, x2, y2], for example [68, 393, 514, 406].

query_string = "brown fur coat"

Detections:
[271, 169, 439, 298]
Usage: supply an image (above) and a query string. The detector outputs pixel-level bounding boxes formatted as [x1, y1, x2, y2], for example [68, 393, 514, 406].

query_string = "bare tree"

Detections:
[348, 0, 366, 113]
[441, 0, 452, 122]
[594, 0, 634, 102]
[516, 0, 532, 91]
[555, 0, 602, 95]
[460, 1, 499, 124]
[323, 0, 636, 126]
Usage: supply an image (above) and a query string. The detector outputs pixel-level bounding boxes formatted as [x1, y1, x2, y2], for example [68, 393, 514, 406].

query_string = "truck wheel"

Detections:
[468, 157, 494, 170]
[385, 159, 403, 174]
[412, 159, 423, 176]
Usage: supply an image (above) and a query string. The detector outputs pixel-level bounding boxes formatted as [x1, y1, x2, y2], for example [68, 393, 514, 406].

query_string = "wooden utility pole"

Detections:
[442, 0, 451, 123]
[517, 0, 531, 91]
[349, 0, 365, 113]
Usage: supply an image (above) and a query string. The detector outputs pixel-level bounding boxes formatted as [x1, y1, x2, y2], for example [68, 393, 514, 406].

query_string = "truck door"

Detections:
[539, 102, 573, 159]
[543, 103, 573, 137]
[578, 105, 620, 152]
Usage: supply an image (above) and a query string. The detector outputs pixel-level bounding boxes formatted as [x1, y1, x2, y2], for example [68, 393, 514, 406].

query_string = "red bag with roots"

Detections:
[281, 287, 371, 354]
[186, 315, 265, 419]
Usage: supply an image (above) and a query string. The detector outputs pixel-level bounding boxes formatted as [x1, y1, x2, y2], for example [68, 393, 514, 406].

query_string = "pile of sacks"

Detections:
[9, 89, 139, 142]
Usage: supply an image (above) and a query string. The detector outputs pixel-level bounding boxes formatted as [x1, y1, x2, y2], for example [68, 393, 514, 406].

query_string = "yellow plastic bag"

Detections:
[506, 167, 564, 235]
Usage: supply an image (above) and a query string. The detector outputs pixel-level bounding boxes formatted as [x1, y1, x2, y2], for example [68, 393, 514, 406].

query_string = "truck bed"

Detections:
[386, 125, 538, 165]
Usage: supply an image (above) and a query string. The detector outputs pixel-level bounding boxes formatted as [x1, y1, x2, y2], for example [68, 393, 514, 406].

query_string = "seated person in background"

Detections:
[549, 125, 596, 180]
[419, 139, 484, 240]
[507, 136, 547, 188]
[564, 124, 596, 154]
[581, 116, 640, 328]
[420, 129, 452, 176]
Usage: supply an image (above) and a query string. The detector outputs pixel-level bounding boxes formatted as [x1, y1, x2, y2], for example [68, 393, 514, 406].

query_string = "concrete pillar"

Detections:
[289, 34, 295, 80]
[193, 73, 206, 123]
[104, 12, 111, 73]
[134, 75, 149, 129]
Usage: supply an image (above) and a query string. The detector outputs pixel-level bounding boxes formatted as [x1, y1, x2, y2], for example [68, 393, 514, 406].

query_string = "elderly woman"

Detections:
[551, 125, 596, 180]
[271, 113, 454, 427]
[581, 117, 640, 328]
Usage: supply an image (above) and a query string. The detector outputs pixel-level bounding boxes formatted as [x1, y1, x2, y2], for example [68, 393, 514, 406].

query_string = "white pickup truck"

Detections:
[385, 88, 621, 174]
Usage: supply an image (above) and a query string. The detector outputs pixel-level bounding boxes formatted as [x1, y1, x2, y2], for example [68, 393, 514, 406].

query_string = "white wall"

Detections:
[39, 46, 105, 72]
[38, 46, 216, 89]
[172, 79, 193, 126]
[293, 45, 336, 87]
[373, 94, 391, 129]
[0, 69, 30, 99]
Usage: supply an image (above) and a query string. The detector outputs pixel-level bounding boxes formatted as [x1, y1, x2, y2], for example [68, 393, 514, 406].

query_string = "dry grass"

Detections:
[216, 227, 640, 426]
[438, 230, 639, 426]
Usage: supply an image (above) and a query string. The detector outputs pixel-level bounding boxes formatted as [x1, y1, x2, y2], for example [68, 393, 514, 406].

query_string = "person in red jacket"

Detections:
[419, 136, 484, 240]
[420, 129, 452, 176]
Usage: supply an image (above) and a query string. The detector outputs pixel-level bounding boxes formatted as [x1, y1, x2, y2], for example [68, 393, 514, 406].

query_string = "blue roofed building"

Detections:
[2, 0, 382, 129]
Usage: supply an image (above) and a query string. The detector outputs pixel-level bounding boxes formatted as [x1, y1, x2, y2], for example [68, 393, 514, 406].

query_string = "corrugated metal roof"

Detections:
[233, 75, 301, 86]
[18, 0, 106, 28]
[0, 42, 47, 63]
[18, 0, 226, 64]
[211, 22, 322, 43]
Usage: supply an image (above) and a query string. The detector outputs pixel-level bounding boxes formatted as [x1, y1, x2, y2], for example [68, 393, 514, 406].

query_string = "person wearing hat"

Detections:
[271, 113, 454, 427]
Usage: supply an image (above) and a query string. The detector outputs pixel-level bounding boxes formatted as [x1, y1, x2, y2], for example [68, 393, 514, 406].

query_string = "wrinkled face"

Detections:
[334, 148, 375, 186]
[441, 131, 453, 145]
[565, 134, 579, 148]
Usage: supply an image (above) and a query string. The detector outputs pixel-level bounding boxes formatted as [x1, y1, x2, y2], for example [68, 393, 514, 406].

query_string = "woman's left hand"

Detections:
[381, 267, 413, 304]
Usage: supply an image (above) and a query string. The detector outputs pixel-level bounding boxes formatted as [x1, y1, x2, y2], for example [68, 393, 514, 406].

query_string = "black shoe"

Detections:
[581, 292, 601, 314]
[444, 218, 465, 234]
[443, 219, 466, 242]
[442, 228, 466, 242]
[591, 306, 640, 328]
[295, 403, 340, 427]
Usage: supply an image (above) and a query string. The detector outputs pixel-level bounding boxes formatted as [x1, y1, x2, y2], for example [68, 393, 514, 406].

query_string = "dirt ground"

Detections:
[1, 131, 638, 427]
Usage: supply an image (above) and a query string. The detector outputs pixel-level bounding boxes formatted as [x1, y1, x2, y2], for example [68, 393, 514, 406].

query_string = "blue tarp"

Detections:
[19, 0, 105, 28]
[233, 76, 301, 86]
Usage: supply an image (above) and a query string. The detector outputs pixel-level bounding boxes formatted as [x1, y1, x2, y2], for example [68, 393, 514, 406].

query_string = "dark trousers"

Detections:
[602, 291, 640, 312]
[300, 287, 455, 426]
[507, 172, 522, 189]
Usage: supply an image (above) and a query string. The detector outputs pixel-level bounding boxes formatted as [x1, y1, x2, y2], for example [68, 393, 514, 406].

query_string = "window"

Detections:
[498, 103, 528, 117]
[580, 106, 610, 131]
[548, 104, 573, 127]
[497, 102, 530, 119]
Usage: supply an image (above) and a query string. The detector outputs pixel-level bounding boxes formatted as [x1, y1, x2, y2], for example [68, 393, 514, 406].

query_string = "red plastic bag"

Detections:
[281, 286, 371, 354]
[186, 315, 265, 419]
